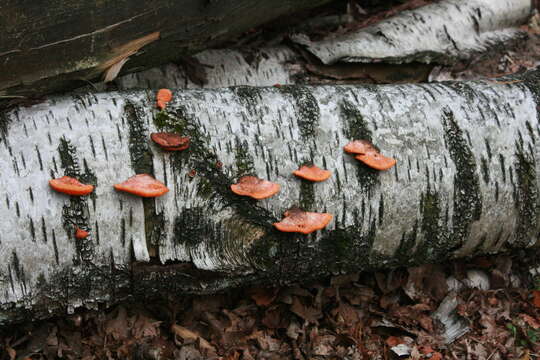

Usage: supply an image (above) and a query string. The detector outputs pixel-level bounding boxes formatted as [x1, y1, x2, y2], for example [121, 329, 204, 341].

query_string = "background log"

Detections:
[0, 69, 539, 323]
[0, 0, 331, 99]
[292, 0, 533, 65]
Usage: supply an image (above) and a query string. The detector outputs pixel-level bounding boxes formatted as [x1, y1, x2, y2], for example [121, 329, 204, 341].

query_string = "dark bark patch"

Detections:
[442, 108, 482, 249]
[57, 138, 93, 263]
[277, 86, 320, 141]
[513, 145, 538, 247]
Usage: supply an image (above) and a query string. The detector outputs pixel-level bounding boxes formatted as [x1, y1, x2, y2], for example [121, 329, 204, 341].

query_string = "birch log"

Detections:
[292, 0, 533, 65]
[0, 0, 331, 99]
[0, 69, 539, 323]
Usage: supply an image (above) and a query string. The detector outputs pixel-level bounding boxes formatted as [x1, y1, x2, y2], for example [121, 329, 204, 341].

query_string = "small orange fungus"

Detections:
[230, 176, 280, 200]
[156, 89, 173, 109]
[293, 165, 331, 182]
[355, 153, 396, 171]
[344, 139, 396, 171]
[114, 174, 169, 198]
[75, 227, 89, 239]
[273, 208, 333, 234]
[49, 176, 94, 196]
[343, 140, 378, 155]
[151, 132, 190, 151]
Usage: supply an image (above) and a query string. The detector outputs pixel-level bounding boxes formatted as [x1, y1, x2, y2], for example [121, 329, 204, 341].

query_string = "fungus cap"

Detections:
[293, 165, 331, 182]
[49, 176, 94, 196]
[156, 89, 173, 109]
[273, 208, 333, 234]
[114, 174, 169, 197]
[230, 176, 280, 200]
[75, 227, 90, 239]
[151, 133, 190, 151]
[355, 153, 396, 171]
[343, 140, 379, 154]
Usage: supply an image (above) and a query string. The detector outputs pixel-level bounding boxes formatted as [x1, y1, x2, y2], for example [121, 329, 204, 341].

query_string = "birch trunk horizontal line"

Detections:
[292, 0, 533, 65]
[0, 0, 331, 99]
[0, 69, 539, 324]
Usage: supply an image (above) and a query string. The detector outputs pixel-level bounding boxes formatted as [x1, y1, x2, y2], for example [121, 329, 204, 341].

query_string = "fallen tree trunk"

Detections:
[292, 0, 533, 65]
[0, 69, 539, 323]
[0, 0, 331, 99]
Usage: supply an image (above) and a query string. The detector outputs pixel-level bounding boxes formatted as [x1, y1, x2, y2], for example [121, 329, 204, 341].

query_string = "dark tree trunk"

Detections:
[0, 0, 331, 99]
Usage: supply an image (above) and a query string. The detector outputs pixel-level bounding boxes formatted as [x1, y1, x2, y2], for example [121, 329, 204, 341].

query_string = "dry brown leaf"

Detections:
[290, 297, 322, 324]
[248, 287, 279, 307]
[520, 313, 540, 329]
[104, 307, 130, 341]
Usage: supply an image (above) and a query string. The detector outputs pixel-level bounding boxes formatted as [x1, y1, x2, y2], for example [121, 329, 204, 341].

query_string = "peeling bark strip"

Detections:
[0, 0, 331, 98]
[292, 0, 532, 65]
[0, 70, 539, 323]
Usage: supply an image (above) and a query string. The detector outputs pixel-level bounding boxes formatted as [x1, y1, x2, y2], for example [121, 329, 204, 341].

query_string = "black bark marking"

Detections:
[499, 154, 506, 183]
[88, 135, 96, 158]
[29, 217, 36, 242]
[41, 217, 48, 243]
[28, 187, 34, 203]
[52, 229, 59, 265]
[480, 156, 490, 184]
[15, 202, 20, 218]
[442, 108, 482, 250]
[95, 221, 100, 245]
[101, 135, 109, 161]
[35, 146, 43, 171]
[19, 152, 26, 169]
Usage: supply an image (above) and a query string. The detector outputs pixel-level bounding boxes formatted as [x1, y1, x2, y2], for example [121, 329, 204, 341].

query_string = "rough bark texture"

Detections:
[0, 69, 539, 324]
[292, 0, 533, 65]
[0, 0, 331, 99]
[115, 47, 299, 90]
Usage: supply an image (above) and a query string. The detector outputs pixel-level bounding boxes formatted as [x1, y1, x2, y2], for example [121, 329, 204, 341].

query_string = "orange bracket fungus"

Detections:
[230, 176, 280, 200]
[151, 132, 190, 151]
[114, 174, 169, 198]
[343, 139, 396, 171]
[75, 227, 90, 239]
[293, 165, 331, 182]
[49, 176, 94, 196]
[355, 153, 396, 171]
[343, 139, 378, 155]
[156, 88, 173, 110]
[273, 208, 333, 234]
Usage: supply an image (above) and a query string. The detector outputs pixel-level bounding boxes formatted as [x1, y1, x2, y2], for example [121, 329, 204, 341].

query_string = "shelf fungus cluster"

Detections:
[230, 140, 395, 234]
[344, 140, 397, 171]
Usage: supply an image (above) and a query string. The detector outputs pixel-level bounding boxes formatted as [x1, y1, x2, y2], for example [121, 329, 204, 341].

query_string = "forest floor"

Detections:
[2, 251, 540, 360]
[2, 1, 540, 359]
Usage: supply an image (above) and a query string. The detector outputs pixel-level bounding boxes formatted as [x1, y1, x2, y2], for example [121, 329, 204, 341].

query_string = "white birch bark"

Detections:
[291, 0, 532, 65]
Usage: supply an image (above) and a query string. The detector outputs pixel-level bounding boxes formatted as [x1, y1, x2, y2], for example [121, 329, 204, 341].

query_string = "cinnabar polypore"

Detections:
[355, 153, 396, 171]
[75, 227, 90, 239]
[344, 139, 396, 171]
[114, 174, 169, 197]
[151, 132, 190, 151]
[49, 176, 94, 196]
[230, 176, 280, 200]
[156, 89, 173, 110]
[343, 140, 378, 155]
[274, 208, 333, 234]
[293, 165, 331, 182]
